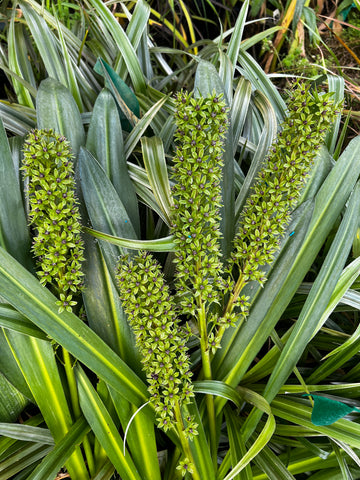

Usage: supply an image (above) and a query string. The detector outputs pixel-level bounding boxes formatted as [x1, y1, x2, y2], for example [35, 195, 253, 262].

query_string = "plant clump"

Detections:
[22, 129, 84, 313]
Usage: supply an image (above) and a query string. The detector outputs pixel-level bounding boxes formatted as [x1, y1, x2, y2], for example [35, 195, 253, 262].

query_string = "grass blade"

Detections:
[0, 119, 31, 269]
[26, 417, 90, 480]
[4, 331, 89, 478]
[141, 136, 173, 225]
[86, 88, 140, 235]
[0, 424, 53, 444]
[85, 227, 175, 252]
[8, 13, 35, 108]
[85, 0, 146, 93]
[19, 1, 67, 85]
[76, 365, 143, 480]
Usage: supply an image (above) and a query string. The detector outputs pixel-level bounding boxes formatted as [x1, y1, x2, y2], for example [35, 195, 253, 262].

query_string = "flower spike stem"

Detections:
[63, 348, 95, 476]
[174, 402, 201, 480]
[116, 252, 199, 475]
[170, 91, 230, 462]
[215, 81, 341, 347]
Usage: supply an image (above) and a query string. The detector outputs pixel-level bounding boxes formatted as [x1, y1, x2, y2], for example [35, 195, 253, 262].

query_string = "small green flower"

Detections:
[55, 294, 77, 314]
[23, 129, 84, 313]
[176, 458, 194, 477]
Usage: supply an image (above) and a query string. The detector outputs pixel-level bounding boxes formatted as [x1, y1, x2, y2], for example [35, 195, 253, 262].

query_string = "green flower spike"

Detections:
[22, 129, 84, 313]
[170, 91, 231, 343]
[225, 81, 341, 319]
[116, 252, 197, 438]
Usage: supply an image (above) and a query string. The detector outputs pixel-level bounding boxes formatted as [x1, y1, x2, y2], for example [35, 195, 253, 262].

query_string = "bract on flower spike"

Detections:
[116, 252, 198, 439]
[22, 129, 84, 313]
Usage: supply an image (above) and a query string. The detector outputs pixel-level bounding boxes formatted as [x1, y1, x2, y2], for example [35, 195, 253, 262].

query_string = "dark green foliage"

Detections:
[22, 129, 84, 313]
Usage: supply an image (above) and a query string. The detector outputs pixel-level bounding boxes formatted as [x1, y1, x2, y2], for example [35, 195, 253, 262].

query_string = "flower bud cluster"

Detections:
[22, 129, 84, 313]
[170, 91, 228, 318]
[117, 252, 197, 436]
[229, 81, 340, 295]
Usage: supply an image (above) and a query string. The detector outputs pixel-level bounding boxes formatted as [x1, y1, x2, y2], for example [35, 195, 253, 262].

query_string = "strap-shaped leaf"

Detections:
[94, 59, 140, 131]
[0, 304, 48, 340]
[231, 77, 252, 152]
[0, 330, 34, 401]
[0, 373, 28, 423]
[108, 387, 162, 480]
[238, 49, 286, 122]
[86, 88, 140, 234]
[124, 96, 167, 160]
[76, 365, 143, 480]
[226, 0, 249, 80]
[0, 423, 53, 444]
[55, 14, 84, 113]
[115, 0, 151, 75]
[86, 0, 146, 93]
[82, 233, 139, 369]
[0, 442, 53, 478]
[8, 14, 35, 108]
[141, 136, 173, 225]
[36, 78, 85, 157]
[4, 331, 89, 478]
[79, 147, 138, 271]
[194, 381, 275, 480]
[0, 101, 36, 135]
[85, 227, 176, 252]
[0, 119, 31, 269]
[26, 417, 90, 480]
[19, 1, 67, 85]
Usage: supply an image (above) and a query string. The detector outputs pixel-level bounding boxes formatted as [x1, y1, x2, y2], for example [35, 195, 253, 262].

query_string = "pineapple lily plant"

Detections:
[1, 1, 360, 479]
